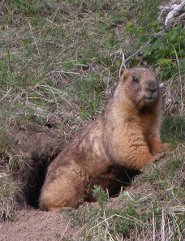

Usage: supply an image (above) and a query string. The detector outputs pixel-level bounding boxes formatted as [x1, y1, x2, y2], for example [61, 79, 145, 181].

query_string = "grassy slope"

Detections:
[0, 0, 185, 239]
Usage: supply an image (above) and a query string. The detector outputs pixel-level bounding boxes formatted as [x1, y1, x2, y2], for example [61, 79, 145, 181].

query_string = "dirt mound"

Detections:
[10, 123, 65, 162]
[0, 208, 77, 241]
[8, 123, 65, 208]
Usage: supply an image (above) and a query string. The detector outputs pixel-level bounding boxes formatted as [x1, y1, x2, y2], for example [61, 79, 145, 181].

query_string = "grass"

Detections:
[0, 173, 19, 221]
[162, 115, 185, 147]
[1, 0, 128, 133]
[0, 0, 185, 239]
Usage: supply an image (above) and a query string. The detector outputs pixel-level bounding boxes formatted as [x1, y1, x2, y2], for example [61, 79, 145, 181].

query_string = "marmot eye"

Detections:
[133, 76, 139, 82]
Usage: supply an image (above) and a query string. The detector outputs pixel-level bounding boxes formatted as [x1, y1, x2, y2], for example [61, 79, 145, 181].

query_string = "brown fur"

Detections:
[39, 67, 168, 211]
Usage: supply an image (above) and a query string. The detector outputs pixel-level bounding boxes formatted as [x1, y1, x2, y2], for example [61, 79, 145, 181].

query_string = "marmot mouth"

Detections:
[144, 96, 155, 104]
[145, 96, 153, 100]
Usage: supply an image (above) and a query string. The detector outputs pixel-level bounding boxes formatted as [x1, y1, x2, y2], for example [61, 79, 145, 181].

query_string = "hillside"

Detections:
[0, 0, 185, 240]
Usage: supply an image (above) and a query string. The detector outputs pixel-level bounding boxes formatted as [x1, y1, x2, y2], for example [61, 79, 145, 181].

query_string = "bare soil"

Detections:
[10, 122, 65, 162]
[0, 123, 78, 240]
[0, 208, 77, 241]
[8, 123, 66, 208]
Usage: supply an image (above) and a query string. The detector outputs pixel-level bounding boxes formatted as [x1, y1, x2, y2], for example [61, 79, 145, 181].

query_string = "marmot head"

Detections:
[118, 67, 160, 110]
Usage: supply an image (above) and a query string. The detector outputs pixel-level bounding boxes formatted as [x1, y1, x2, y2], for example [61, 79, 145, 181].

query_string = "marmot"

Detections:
[39, 67, 168, 211]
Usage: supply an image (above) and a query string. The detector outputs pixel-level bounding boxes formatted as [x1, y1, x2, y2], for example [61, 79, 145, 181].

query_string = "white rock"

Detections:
[165, 1, 185, 26]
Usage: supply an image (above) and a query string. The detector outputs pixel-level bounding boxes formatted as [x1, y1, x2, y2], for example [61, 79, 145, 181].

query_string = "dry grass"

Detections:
[0, 173, 19, 221]
[163, 74, 185, 115]
[0, 0, 128, 137]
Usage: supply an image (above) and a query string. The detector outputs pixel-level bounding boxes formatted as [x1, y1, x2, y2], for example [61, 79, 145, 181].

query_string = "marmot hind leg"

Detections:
[39, 163, 87, 211]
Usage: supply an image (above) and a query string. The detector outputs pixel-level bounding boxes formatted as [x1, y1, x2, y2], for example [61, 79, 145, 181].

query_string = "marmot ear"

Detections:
[154, 67, 160, 76]
[120, 68, 129, 81]
[119, 68, 125, 77]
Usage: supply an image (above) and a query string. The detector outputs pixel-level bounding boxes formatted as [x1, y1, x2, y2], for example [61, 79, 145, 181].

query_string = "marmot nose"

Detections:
[146, 80, 157, 93]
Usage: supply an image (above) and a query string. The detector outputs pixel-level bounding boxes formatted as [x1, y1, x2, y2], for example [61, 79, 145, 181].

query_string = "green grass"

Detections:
[0, 126, 11, 155]
[0, 0, 127, 130]
[0, 0, 185, 239]
[162, 115, 185, 147]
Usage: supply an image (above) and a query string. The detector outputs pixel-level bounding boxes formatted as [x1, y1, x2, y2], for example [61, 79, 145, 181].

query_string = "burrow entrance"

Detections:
[21, 161, 140, 208]
[12, 124, 141, 209]
[25, 159, 49, 208]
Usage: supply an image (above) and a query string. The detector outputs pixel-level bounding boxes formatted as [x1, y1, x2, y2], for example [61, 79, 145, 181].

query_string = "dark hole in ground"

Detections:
[25, 160, 140, 208]
[25, 160, 50, 208]
[85, 165, 141, 202]
[23, 151, 61, 208]
[105, 165, 141, 197]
